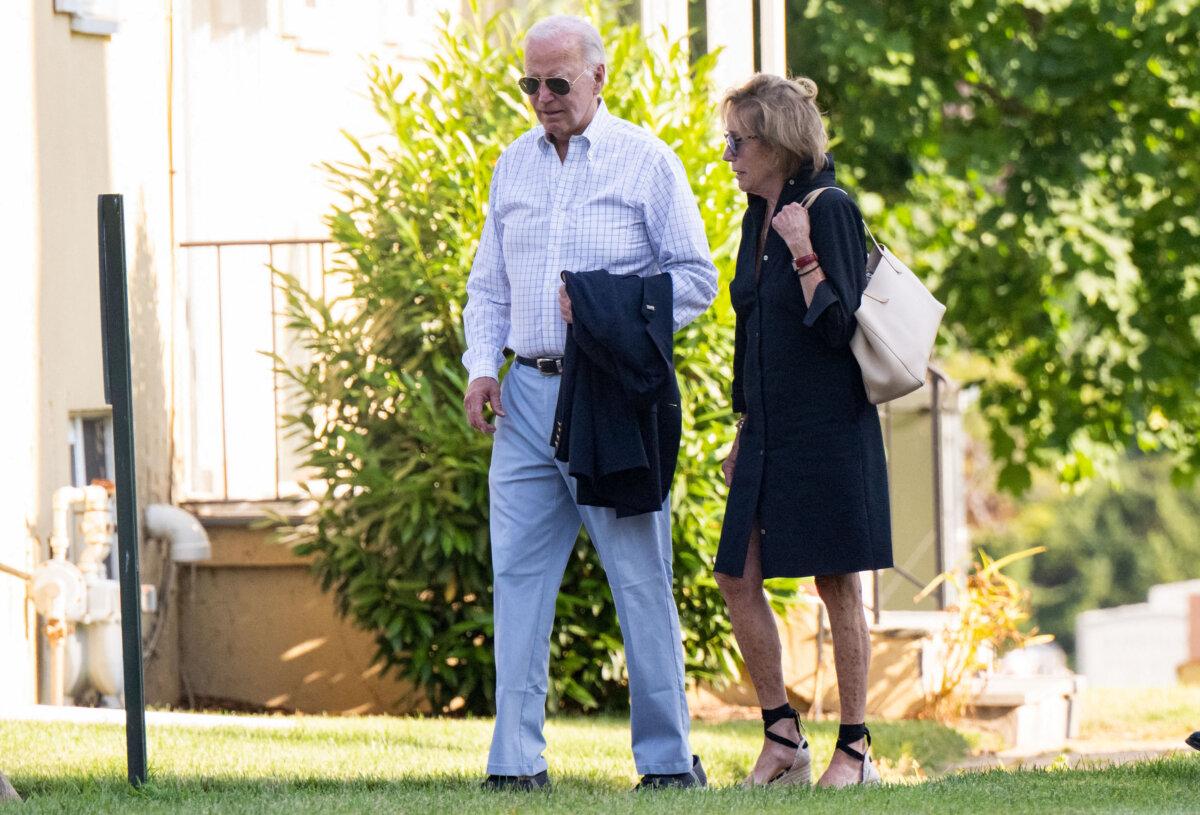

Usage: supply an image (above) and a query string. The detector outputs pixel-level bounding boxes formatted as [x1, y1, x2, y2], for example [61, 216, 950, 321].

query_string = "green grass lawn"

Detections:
[2, 715, 1198, 813]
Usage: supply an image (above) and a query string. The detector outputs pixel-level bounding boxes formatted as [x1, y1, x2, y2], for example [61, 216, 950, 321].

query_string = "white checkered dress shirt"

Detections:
[462, 101, 718, 382]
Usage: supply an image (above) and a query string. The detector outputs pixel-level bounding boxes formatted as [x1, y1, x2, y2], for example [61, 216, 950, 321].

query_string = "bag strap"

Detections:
[799, 186, 883, 254]
[799, 186, 833, 209]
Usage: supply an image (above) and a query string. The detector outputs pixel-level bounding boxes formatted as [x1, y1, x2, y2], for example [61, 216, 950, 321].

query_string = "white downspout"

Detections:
[144, 504, 212, 562]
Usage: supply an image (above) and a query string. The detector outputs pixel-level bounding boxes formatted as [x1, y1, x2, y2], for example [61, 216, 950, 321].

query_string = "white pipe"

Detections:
[50, 486, 86, 561]
[144, 504, 212, 562]
[77, 485, 114, 580]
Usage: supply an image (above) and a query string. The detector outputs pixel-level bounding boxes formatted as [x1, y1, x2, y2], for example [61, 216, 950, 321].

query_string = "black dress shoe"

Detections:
[1187, 731, 1200, 751]
[635, 754, 707, 790]
[481, 770, 551, 791]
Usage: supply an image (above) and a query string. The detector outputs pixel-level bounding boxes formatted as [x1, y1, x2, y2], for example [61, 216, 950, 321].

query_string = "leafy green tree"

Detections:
[783, 0, 1200, 491]
[274, 6, 793, 714]
[977, 457, 1200, 656]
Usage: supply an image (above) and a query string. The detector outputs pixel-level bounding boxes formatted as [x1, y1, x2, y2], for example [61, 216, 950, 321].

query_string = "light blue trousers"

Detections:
[485, 362, 693, 776]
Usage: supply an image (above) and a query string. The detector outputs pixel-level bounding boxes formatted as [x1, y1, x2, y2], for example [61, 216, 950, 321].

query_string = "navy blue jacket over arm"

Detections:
[552, 270, 680, 518]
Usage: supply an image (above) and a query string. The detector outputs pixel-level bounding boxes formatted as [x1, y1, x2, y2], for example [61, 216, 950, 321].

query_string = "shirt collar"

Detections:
[746, 153, 838, 214]
[535, 98, 614, 161]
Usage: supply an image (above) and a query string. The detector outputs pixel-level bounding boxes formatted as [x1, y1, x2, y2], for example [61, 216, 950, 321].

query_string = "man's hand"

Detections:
[464, 376, 505, 434]
[721, 426, 742, 487]
[558, 284, 573, 324]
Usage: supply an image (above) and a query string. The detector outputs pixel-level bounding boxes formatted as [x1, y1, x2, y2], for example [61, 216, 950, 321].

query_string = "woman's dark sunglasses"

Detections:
[518, 70, 588, 96]
[724, 132, 758, 157]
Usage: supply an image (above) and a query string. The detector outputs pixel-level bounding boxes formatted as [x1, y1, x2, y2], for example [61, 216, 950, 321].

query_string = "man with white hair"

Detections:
[462, 14, 717, 791]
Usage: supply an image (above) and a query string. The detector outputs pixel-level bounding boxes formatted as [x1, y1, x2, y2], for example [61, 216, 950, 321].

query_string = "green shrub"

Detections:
[274, 5, 796, 715]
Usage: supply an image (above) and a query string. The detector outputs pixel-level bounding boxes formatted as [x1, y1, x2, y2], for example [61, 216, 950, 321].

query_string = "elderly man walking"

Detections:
[462, 14, 717, 791]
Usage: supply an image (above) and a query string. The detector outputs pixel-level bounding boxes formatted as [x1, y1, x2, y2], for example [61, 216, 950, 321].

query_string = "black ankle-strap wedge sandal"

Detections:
[834, 723, 882, 785]
[742, 703, 812, 787]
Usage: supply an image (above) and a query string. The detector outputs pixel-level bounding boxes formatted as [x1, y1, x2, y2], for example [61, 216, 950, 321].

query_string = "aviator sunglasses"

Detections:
[518, 70, 589, 96]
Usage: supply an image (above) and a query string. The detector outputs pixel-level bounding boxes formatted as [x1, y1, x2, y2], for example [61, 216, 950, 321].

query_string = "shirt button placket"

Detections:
[549, 154, 568, 294]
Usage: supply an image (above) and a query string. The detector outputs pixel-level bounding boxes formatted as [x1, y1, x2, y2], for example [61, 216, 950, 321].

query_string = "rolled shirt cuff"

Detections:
[801, 279, 838, 328]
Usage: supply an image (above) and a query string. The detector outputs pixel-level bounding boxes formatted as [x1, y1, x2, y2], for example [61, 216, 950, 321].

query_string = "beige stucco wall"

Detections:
[0, 2, 39, 705]
[30, 2, 177, 704]
[176, 524, 424, 714]
[0, 2, 175, 704]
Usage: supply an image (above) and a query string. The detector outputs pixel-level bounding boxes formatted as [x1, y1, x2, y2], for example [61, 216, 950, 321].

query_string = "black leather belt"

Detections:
[515, 355, 564, 375]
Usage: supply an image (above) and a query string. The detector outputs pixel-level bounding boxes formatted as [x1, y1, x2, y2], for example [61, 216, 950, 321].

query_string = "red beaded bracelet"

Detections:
[792, 252, 818, 272]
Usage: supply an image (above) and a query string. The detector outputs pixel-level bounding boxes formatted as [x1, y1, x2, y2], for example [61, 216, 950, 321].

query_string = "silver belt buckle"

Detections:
[536, 357, 563, 375]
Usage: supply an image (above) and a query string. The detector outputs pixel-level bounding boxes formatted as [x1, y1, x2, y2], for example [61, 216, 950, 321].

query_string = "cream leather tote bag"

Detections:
[801, 187, 945, 404]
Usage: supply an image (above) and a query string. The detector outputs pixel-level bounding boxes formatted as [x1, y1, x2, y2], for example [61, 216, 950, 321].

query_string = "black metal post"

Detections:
[97, 194, 149, 786]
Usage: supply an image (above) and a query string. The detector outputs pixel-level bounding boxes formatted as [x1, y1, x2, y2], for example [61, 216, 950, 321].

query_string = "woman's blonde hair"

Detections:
[721, 74, 828, 177]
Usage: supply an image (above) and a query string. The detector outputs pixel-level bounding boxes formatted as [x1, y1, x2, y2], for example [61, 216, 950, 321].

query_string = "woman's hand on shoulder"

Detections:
[771, 202, 813, 258]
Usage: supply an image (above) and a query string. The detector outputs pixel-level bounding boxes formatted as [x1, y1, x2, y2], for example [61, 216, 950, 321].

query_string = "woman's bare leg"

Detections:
[814, 572, 872, 787]
[715, 528, 802, 782]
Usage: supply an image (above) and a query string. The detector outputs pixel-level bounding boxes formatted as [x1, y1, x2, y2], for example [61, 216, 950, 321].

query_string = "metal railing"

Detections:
[177, 238, 334, 502]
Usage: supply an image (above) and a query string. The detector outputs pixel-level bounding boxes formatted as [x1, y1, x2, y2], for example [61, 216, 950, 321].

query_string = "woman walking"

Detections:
[715, 73, 893, 789]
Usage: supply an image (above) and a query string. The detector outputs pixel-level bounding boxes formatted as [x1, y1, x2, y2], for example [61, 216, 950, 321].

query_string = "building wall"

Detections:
[0, 3, 39, 705]
[173, 0, 463, 501]
[176, 523, 424, 714]
[27, 0, 175, 700]
[0, 0, 175, 705]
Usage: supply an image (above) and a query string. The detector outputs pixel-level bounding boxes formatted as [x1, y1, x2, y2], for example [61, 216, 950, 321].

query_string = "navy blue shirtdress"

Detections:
[716, 156, 893, 579]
